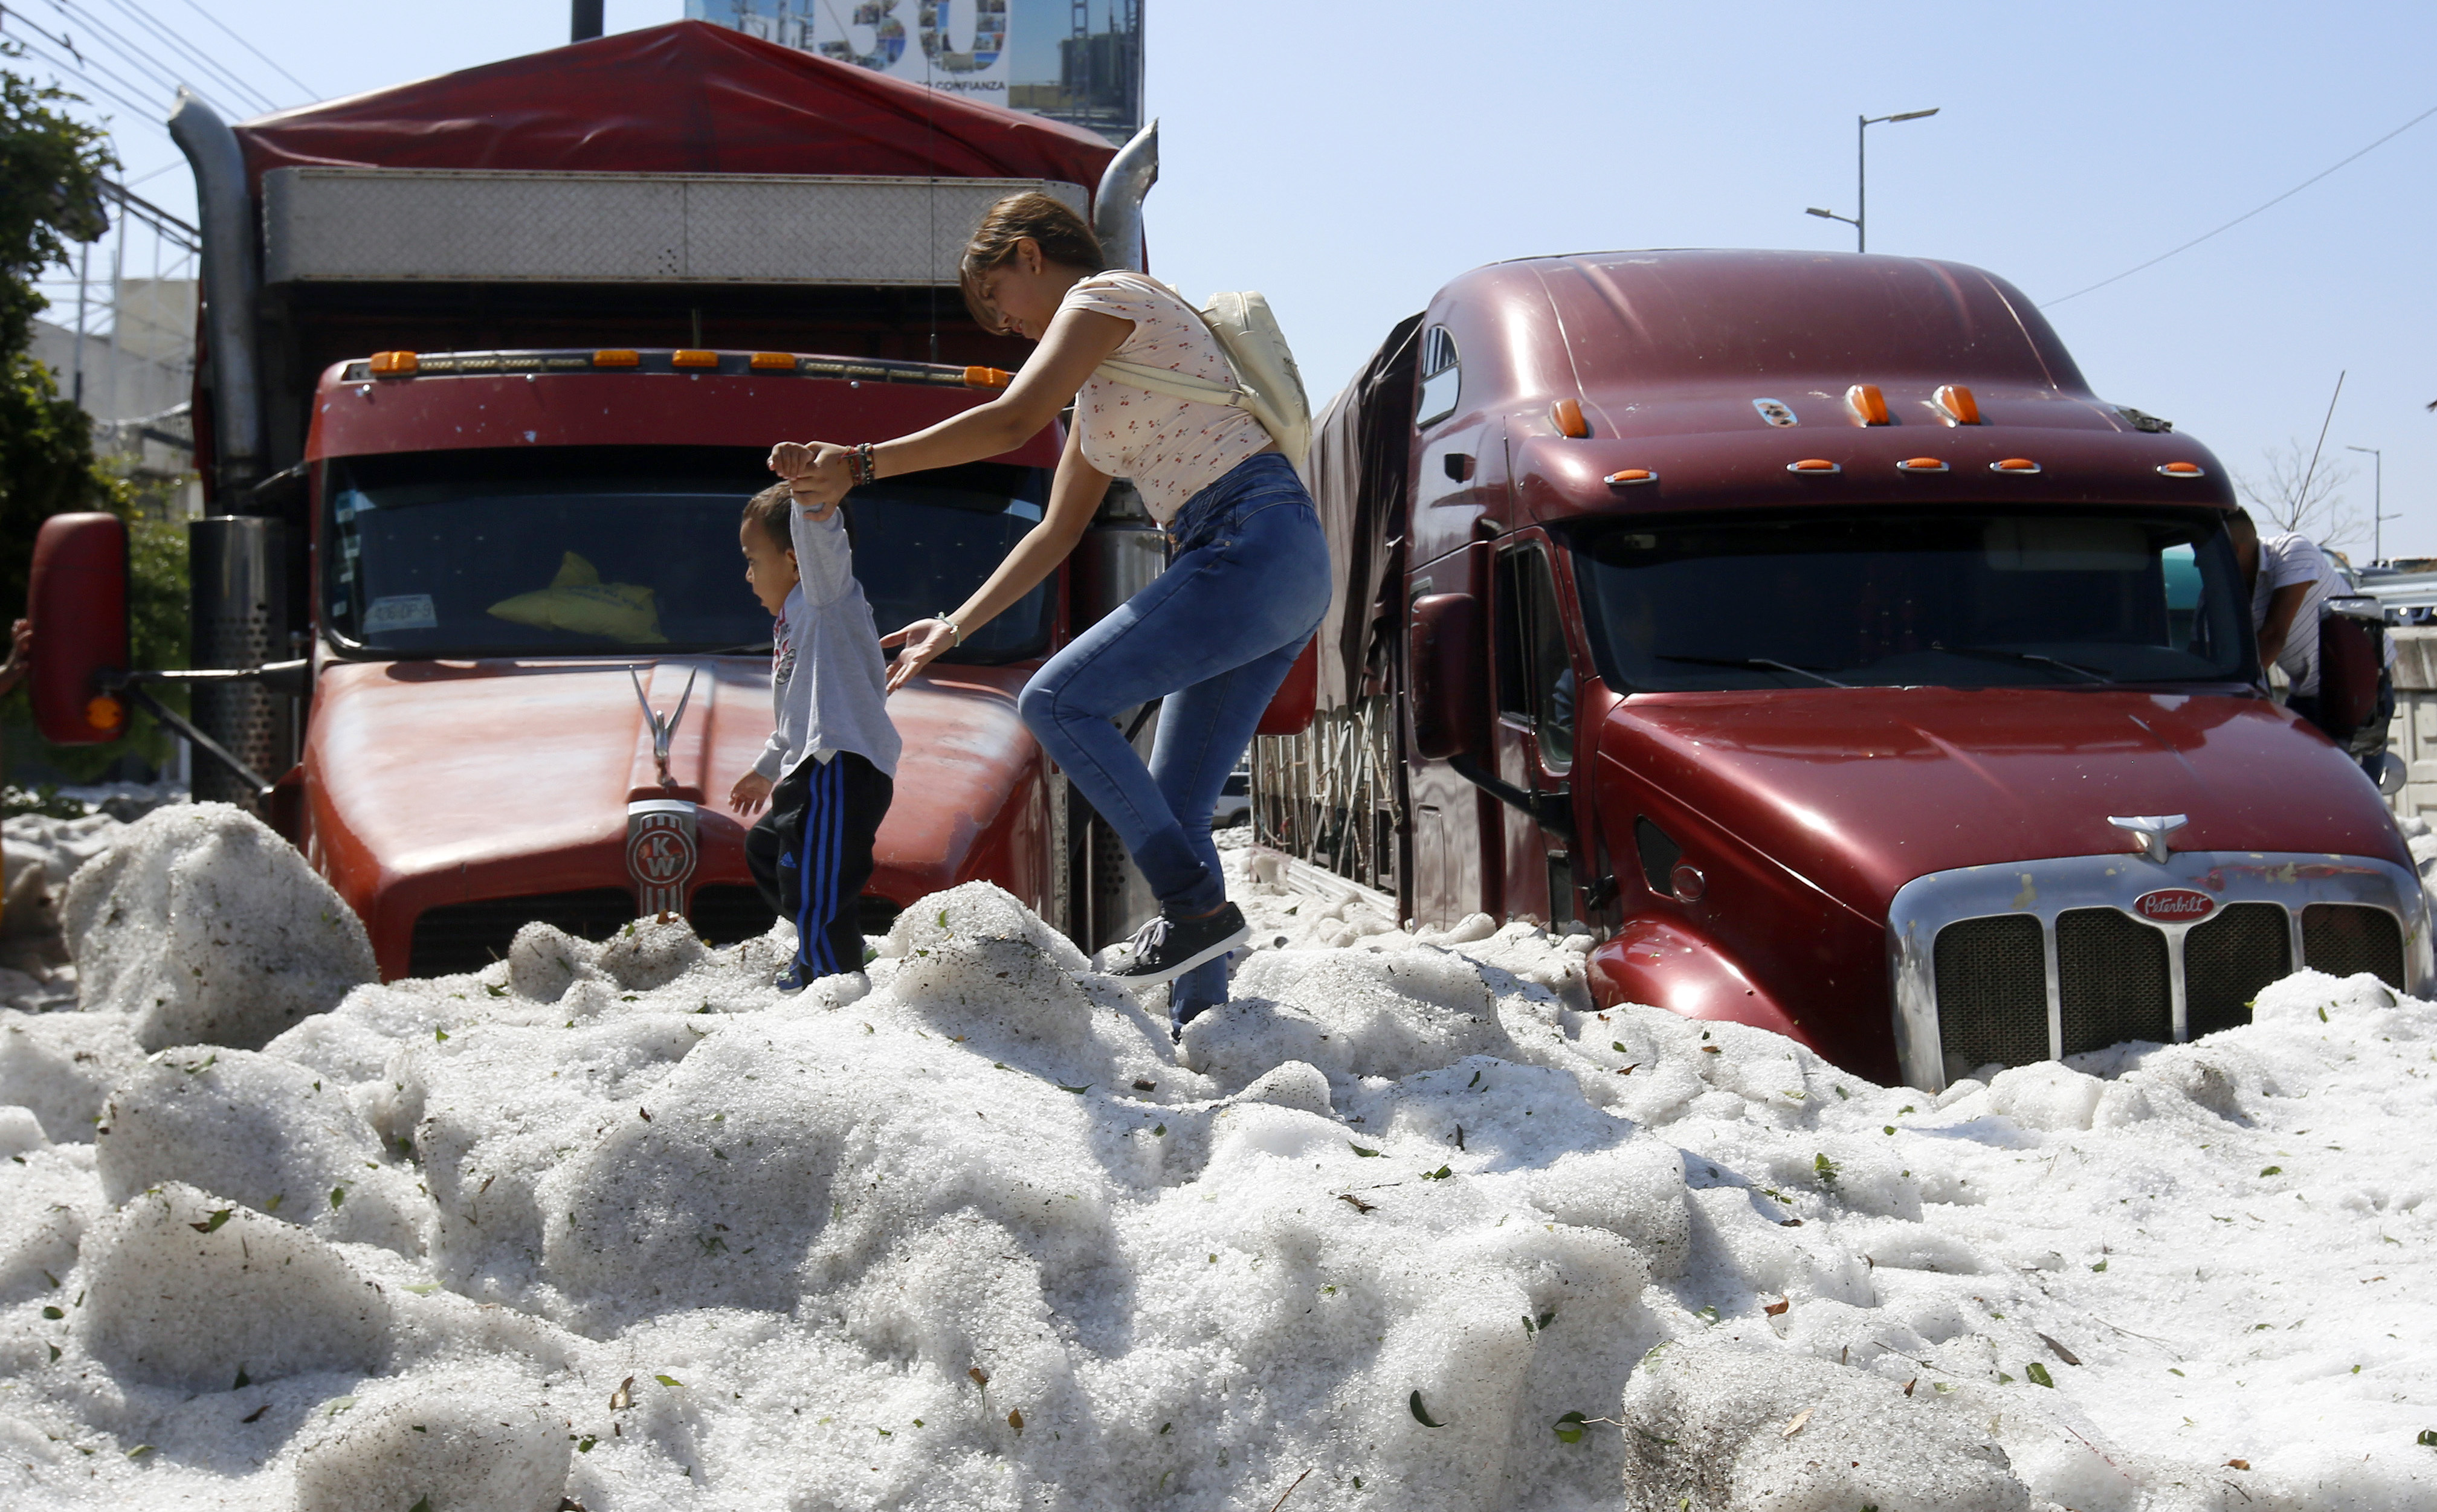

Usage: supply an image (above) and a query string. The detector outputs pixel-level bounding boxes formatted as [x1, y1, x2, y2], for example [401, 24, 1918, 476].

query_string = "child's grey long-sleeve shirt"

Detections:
[750, 583, 806, 781]
[766, 504, 900, 780]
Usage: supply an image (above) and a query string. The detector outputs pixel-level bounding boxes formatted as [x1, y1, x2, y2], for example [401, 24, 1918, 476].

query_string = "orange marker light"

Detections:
[1934, 385, 1980, 425]
[963, 365, 1012, 390]
[1787, 458, 1841, 474]
[85, 693, 126, 732]
[750, 352, 797, 371]
[1992, 458, 2041, 474]
[368, 350, 418, 377]
[1605, 469, 1658, 486]
[2158, 462, 2207, 477]
[1845, 384, 1888, 425]
[1897, 457, 1949, 473]
[672, 350, 718, 369]
[592, 349, 641, 368]
[1551, 398, 1590, 439]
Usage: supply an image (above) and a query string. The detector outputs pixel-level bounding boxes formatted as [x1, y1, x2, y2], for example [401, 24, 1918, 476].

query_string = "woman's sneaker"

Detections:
[1109, 904, 1250, 988]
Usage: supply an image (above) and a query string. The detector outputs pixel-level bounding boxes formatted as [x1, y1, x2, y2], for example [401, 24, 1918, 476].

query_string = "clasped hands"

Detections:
[766, 440, 852, 520]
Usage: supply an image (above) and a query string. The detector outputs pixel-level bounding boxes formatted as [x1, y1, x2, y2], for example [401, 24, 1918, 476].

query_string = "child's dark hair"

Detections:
[744, 482, 793, 551]
[958, 191, 1107, 327]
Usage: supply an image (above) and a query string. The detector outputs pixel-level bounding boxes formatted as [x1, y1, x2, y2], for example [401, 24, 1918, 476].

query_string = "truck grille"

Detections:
[2301, 904, 2405, 988]
[1931, 915, 2047, 1072]
[406, 887, 903, 977]
[1931, 897, 2408, 1081]
[2184, 903, 2290, 1037]
[409, 889, 637, 976]
[2056, 907, 2171, 1057]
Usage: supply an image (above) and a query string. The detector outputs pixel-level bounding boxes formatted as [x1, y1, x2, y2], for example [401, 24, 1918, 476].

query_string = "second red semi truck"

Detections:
[1257, 248, 2425, 1091]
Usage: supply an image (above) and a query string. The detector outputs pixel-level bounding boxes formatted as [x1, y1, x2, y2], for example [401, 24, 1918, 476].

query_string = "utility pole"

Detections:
[572, 1, 604, 43]
[1807, 108, 1938, 253]
[2347, 445, 2394, 564]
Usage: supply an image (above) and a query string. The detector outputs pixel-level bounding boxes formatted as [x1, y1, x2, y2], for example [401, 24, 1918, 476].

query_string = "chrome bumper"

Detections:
[1888, 849, 2430, 1093]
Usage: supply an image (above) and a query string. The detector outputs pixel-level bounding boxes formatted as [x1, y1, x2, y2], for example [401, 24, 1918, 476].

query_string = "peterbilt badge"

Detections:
[2132, 887, 2216, 924]
[627, 798, 699, 916]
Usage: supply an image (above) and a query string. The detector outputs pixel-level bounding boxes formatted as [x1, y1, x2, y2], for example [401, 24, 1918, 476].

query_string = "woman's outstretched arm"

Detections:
[880, 421, 1110, 690]
[773, 305, 1131, 515]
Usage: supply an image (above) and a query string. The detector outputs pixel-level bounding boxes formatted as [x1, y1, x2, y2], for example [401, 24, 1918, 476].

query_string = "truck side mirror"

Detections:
[2317, 595, 2386, 738]
[1256, 637, 1320, 736]
[28, 512, 131, 745]
[1408, 592, 1485, 760]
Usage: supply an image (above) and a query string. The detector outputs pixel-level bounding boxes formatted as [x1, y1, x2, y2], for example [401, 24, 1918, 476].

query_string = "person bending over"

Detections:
[768, 193, 1328, 1030]
[2226, 507, 2392, 777]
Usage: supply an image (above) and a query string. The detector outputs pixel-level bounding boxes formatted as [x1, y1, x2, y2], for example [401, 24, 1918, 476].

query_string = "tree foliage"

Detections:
[0, 42, 117, 616]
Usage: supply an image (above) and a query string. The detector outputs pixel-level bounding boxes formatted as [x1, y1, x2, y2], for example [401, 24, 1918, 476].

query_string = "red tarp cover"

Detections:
[233, 20, 1115, 195]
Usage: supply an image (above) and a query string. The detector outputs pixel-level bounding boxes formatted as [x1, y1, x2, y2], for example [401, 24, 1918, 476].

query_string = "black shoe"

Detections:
[1109, 904, 1250, 988]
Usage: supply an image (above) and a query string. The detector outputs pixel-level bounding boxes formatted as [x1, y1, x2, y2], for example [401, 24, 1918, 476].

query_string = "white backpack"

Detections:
[1093, 279, 1313, 475]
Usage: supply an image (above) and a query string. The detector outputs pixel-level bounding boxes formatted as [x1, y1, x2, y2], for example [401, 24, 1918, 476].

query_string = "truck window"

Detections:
[1415, 326, 1460, 428]
[1570, 509, 2248, 693]
[322, 446, 1051, 662]
[1494, 545, 1575, 768]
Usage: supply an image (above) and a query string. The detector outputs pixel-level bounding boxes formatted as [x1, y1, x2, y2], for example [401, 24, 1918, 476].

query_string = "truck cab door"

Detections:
[1490, 537, 1579, 926]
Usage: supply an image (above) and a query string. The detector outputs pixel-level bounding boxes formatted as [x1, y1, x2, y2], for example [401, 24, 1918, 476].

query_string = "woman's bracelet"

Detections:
[848, 442, 878, 487]
[931, 613, 964, 648]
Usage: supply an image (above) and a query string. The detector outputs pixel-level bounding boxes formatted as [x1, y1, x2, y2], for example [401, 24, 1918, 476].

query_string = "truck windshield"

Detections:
[1572, 510, 2250, 692]
[322, 446, 1051, 661]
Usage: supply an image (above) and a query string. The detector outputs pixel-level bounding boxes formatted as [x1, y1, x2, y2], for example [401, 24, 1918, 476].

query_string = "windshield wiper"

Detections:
[1656, 654, 1852, 689]
[1929, 643, 2116, 684]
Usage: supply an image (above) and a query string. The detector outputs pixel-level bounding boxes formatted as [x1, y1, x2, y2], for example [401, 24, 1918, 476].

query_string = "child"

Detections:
[731, 483, 900, 991]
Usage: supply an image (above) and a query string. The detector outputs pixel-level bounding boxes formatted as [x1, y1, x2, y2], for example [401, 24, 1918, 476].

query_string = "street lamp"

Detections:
[2346, 445, 2397, 564]
[1806, 108, 1940, 253]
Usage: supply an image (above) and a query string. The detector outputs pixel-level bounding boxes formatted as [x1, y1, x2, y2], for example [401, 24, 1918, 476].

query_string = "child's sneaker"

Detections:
[775, 963, 809, 994]
[1109, 904, 1250, 988]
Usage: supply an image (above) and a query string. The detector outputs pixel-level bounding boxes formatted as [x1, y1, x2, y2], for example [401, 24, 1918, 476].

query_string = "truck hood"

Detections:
[307, 654, 1041, 971]
[1598, 687, 2409, 921]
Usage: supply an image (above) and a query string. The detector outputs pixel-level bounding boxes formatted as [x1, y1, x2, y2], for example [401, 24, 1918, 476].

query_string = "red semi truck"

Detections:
[30, 24, 1172, 976]
[1258, 249, 2426, 1091]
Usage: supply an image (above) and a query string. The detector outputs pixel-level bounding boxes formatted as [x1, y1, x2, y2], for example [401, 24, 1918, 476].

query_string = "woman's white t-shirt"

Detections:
[1060, 271, 1275, 523]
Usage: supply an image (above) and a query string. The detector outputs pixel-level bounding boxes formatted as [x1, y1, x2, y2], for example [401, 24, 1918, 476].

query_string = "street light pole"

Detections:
[2347, 445, 2393, 563]
[1807, 108, 1939, 253]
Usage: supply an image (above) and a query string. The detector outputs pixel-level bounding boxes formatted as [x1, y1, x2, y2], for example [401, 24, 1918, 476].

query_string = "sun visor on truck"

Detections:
[261, 169, 1087, 289]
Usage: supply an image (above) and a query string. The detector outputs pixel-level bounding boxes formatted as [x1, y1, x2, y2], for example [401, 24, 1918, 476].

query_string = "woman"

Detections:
[769, 193, 1329, 1026]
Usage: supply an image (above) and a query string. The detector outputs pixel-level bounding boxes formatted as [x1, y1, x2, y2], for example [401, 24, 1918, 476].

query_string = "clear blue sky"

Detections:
[19, 1, 2435, 557]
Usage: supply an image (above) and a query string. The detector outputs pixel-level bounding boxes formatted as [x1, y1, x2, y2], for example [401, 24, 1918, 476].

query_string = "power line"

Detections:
[29, 0, 190, 102]
[175, 0, 315, 102]
[2042, 101, 2437, 309]
[91, 0, 281, 114]
[2, 27, 179, 137]
[5, 10, 181, 111]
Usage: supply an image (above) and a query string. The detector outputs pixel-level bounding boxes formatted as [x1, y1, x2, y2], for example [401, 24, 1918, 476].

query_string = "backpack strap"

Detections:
[1093, 357, 1251, 412]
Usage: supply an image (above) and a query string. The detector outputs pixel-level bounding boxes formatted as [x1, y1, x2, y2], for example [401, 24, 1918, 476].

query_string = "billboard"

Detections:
[686, 1, 1143, 145]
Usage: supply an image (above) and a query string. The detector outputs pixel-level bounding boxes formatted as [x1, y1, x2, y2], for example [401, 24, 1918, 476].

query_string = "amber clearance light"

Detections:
[2157, 462, 2207, 477]
[1991, 457, 2041, 474]
[963, 365, 1012, 390]
[1897, 457, 1949, 473]
[1605, 468, 1658, 487]
[1934, 384, 1980, 425]
[1551, 398, 1590, 439]
[1845, 384, 1888, 426]
[592, 349, 641, 368]
[85, 694, 125, 733]
[367, 350, 418, 377]
[672, 349, 719, 369]
[750, 352, 797, 372]
[1787, 458, 1841, 474]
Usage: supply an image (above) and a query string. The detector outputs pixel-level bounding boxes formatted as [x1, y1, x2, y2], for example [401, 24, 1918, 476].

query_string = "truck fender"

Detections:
[1585, 915, 1820, 1053]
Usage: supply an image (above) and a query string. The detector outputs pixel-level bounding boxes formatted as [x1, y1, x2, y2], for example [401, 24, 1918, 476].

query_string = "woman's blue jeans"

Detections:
[1019, 453, 1331, 1012]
